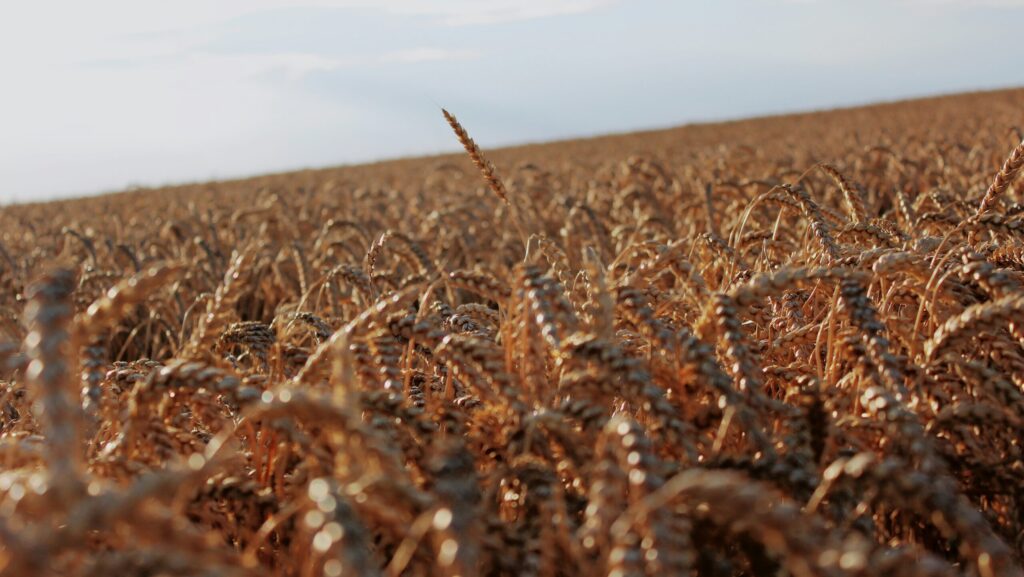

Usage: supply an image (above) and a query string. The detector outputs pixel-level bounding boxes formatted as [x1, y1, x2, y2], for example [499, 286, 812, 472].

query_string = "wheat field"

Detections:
[2, 88, 1024, 576]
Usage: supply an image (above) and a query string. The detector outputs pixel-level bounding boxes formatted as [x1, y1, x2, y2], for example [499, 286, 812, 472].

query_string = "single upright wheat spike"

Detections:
[443, 108, 511, 207]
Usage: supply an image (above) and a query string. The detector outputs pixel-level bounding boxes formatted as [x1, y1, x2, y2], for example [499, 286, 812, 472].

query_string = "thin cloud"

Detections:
[379, 48, 479, 64]
[409, 1, 620, 26]
[236, 1, 619, 27]
[81, 48, 477, 79]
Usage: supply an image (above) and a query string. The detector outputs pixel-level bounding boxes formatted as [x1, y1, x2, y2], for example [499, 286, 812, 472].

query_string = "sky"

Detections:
[2, 0, 1023, 202]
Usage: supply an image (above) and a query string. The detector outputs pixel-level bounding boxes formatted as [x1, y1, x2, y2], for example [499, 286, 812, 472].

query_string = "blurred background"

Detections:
[2, 0, 1023, 202]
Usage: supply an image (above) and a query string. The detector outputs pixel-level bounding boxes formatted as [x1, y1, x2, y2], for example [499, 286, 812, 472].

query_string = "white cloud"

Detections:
[397, 0, 619, 26]
[183, 52, 355, 79]
[380, 48, 478, 64]
[235, 1, 618, 27]
[81, 48, 477, 81]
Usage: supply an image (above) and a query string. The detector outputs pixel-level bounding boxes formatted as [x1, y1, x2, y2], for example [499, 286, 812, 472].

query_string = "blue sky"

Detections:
[2, 0, 1023, 201]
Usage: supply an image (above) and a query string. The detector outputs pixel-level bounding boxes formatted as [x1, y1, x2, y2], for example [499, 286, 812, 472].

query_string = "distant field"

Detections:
[3, 87, 1024, 576]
